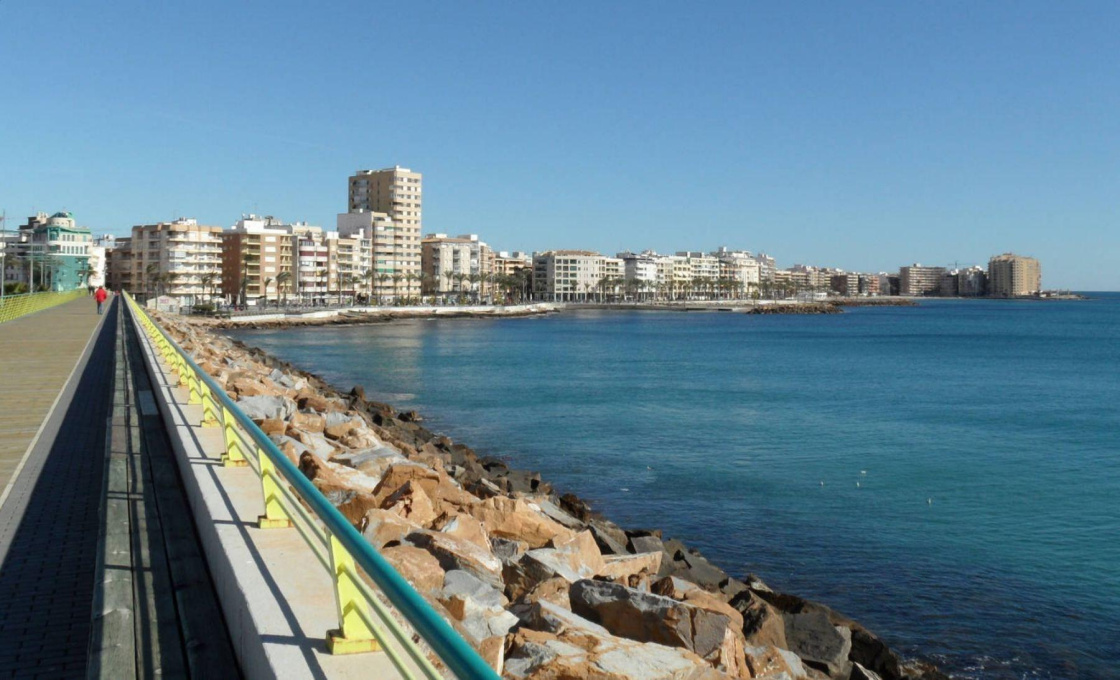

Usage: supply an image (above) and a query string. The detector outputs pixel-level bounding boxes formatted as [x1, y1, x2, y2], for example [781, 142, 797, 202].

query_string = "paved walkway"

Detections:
[0, 298, 116, 678]
[0, 295, 108, 496]
[0, 299, 238, 678]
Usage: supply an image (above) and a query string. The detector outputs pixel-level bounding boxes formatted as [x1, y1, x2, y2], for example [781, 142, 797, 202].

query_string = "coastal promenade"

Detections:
[0, 298, 237, 678]
[0, 296, 114, 676]
[0, 296, 105, 495]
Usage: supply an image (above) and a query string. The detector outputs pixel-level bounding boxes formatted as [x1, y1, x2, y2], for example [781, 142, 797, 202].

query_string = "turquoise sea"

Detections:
[230, 294, 1120, 679]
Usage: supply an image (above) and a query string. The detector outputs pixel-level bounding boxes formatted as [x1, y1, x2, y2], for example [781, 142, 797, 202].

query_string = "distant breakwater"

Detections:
[205, 298, 918, 330]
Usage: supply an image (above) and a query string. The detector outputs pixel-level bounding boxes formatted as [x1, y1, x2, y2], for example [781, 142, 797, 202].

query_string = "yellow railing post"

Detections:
[221, 406, 249, 468]
[199, 383, 219, 427]
[187, 370, 202, 405]
[176, 353, 190, 387]
[257, 452, 294, 529]
[326, 533, 381, 655]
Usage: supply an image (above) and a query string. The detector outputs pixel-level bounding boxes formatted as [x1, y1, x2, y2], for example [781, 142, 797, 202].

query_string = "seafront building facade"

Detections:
[988, 253, 1041, 297]
[1, 212, 93, 292]
[347, 166, 422, 300]
[131, 219, 223, 306]
[494, 251, 531, 276]
[221, 215, 295, 303]
[421, 233, 494, 299]
[900, 264, 947, 296]
[532, 250, 613, 301]
[21, 164, 1052, 306]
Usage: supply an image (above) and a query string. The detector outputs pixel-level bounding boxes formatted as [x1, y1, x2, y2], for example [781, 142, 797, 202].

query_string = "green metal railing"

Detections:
[0, 290, 86, 323]
[123, 293, 499, 680]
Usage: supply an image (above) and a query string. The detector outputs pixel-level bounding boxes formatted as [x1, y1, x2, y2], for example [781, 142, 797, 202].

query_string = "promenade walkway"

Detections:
[0, 296, 115, 677]
[0, 295, 106, 495]
[0, 298, 237, 678]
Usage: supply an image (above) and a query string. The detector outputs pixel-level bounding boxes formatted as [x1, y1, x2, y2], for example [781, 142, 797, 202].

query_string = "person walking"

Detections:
[94, 286, 108, 315]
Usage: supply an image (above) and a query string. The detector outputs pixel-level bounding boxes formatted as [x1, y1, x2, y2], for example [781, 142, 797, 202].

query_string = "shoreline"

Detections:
[165, 310, 948, 679]
[197, 298, 919, 330]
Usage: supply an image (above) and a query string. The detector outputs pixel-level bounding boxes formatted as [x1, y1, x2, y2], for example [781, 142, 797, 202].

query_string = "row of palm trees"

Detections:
[564, 275, 763, 303]
[558, 275, 823, 303]
[1, 253, 66, 293]
[234, 267, 535, 307]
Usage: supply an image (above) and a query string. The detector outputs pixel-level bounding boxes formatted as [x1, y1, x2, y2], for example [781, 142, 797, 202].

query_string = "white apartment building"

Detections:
[421, 234, 476, 297]
[618, 251, 659, 286]
[713, 247, 761, 297]
[87, 245, 106, 288]
[532, 250, 612, 301]
[752, 253, 777, 282]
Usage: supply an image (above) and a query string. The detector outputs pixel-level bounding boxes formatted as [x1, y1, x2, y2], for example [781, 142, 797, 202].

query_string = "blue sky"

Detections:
[2, 1, 1117, 289]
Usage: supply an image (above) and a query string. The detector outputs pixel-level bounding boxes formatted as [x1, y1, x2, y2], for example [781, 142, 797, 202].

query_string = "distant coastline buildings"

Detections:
[1, 166, 1052, 306]
[988, 253, 1041, 297]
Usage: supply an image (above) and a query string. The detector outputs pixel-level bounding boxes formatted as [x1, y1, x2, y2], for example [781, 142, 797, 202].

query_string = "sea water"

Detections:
[230, 295, 1120, 679]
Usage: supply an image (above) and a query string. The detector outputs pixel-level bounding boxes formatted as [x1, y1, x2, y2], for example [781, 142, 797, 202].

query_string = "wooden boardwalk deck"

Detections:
[0, 295, 107, 498]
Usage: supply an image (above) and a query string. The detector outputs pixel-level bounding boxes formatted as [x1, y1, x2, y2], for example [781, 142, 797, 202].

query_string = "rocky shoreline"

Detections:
[159, 311, 946, 680]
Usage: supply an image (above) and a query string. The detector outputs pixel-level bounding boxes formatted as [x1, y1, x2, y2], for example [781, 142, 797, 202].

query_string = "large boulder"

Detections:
[468, 496, 576, 548]
[744, 645, 818, 680]
[372, 463, 479, 516]
[783, 609, 852, 678]
[238, 394, 296, 421]
[379, 545, 445, 593]
[658, 542, 731, 592]
[408, 530, 504, 590]
[569, 579, 747, 674]
[380, 480, 438, 527]
[358, 509, 426, 549]
[600, 551, 664, 587]
[505, 624, 725, 680]
[434, 513, 491, 551]
[331, 446, 405, 479]
[730, 591, 788, 649]
[288, 411, 325, 433]
[754, 590, 907, 680]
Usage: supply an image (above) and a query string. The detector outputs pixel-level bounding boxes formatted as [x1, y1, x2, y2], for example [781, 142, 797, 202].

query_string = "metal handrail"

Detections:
[0, 289, 86, 323]
[122, 293, 499, 680]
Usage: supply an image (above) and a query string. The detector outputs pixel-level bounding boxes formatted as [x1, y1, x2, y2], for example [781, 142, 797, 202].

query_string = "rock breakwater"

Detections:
[198, 304, 558, 330]
[156, 311, 946, 680]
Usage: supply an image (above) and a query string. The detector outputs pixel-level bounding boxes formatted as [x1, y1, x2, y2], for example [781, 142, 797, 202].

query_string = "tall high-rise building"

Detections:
[988, 253, 1041, 297]
[347, 166, 422, 299]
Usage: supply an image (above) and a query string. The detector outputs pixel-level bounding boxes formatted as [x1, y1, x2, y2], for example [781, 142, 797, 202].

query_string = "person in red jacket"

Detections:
[94, 286, 108, 315]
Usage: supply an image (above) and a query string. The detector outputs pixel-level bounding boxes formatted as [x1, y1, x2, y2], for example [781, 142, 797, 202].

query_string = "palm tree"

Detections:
[315, 268, 328, 304]
[404, 272, 419, 304]
[361, 269, 374, 304]
[391, 273, 403, 303]
[200, 273, 215, 302]
[376, 273, 390, 305]
[454, 273, 468, 300]
[277, 271, 292, 305]
[145, 263, 160, 299]
[442, 271, 455, 302]
[467, 273, 482, 303]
